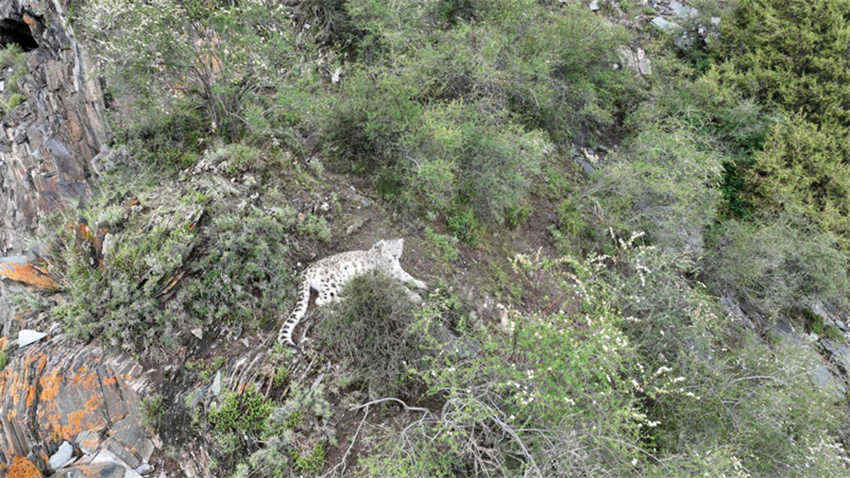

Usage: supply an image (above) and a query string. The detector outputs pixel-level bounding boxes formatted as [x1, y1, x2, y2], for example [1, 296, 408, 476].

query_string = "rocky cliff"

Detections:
[0, 3, 156, 478]
[0, 0, 107, 257]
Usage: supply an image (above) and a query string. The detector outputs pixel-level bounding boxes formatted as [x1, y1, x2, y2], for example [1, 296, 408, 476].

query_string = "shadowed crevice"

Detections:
[0, 18, 38, 51]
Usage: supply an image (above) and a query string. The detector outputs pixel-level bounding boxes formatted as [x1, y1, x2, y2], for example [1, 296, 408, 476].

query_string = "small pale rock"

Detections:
[589, 0, 599, 10]
[670, 0, 698, 18]
[211, 370, 222, 397]
[651, 16, 680, 33]
[811, 363, 845, 400]
[18, 329, 47, 347]
[76, 429, 101, 455]
[123, 467, 144, 478]
[190, 327, 203, 339]
[50, 441, 74, 469]
[345, 216, 368, 235]
[135, 463, 153, 475]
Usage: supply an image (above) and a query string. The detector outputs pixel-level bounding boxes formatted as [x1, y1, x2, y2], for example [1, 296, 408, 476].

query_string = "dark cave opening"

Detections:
[0, 18, 38, 51]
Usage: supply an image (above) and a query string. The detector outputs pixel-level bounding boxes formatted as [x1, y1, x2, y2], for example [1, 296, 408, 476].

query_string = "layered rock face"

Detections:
[0, 3, 156, 478]
[0, 0, 107, 257]
[0, 340, 153, 477]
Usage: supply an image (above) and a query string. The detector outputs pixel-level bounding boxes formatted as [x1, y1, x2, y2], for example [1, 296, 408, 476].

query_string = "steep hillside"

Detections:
[1, 1, 849, 477]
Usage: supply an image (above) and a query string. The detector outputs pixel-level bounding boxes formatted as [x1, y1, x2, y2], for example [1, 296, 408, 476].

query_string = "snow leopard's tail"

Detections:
[278, 279, 310, 347]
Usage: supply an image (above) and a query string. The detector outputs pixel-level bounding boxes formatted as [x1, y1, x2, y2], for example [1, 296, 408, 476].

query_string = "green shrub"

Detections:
[292, 442, 326, 475]
[79, 0, 301, 141]
[565, 237, 850, 476]
[116, 96, 210, 171]
[709, 0, 850, 244]
[746, 117, 850, 248]
[0, 44, 26, 94]
[323, 0, 631, 231]
[315, 271, 426, 398]
[48, 184, 298, 356]
[363, 250, 665, 477]
[590, 125, 723, 256]
[705, 214, 850, 317]
[714, 0, 850, 127]
[209, 387, 272, 435]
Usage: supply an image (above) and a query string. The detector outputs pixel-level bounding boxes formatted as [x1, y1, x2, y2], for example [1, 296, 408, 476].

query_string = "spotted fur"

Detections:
[278, 238, 426, 347]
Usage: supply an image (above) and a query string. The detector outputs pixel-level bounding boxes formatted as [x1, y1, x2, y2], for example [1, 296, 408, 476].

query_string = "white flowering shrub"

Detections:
[581, 232, 850, 476]
[360, 248, 687, 477]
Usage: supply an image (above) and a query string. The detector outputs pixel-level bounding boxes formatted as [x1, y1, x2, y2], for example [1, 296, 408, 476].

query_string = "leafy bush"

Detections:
[709, 0, 850, 244]
[0, 44, 27, 94]
[315, 271, 426, 398]
[564, 237, 850, 476]
[48, 181, 298, 357]
[361, 251, 671, 477]
[746, 117, 850, 248]
[115, 96, 210, 170]
[714, 0, 850, 127]
[322, 0, 633, 235]
[209, 387, 272, 435]
[79, 0, 301, 141]
[705, 215, 850, 317]
[589, 125, 723, 256]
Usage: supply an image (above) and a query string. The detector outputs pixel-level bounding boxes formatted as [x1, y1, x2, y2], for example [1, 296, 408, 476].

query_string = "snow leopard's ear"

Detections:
[371, 239, 386, 252]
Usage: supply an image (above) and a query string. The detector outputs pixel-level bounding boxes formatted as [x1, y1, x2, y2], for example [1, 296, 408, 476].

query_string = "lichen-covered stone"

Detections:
[0, 341, 152, 476]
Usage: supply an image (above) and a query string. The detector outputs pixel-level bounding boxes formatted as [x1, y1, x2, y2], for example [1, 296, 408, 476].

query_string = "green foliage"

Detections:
[550, 196, 591, 255]
[591, 125, 723, 256]
[142, 394, 165, 430]
[446, 205, 480, 245]
[209, 387, 272, 435]
[80, 0, 303, 142]
[117, 96, 210, 170]
[0, 44, 26, 94]
[291, 0, 365, 53]
[48, 182, 298, 356]
[291, 442, 326, 475]
[364, 252, 660, 477]
[705, 215, 850, 317]
[424, 227, 460, 263]
[564, 238, 850, 476]
[709, 0, 850, 244]
[714, 0, 850, 126]
[322, 0, 634, 234]
[747, 117, 850, 248]
[315, 271, 426, 397]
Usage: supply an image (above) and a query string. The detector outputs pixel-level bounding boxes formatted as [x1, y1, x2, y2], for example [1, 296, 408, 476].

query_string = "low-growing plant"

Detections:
[704, 214, 850, 318]
[209, 387, 272, 435]
[315, 271, 427, 398]
[0, 44, 27, 94]
[47, 182, 298, 357]
[79, 0, 302, 142]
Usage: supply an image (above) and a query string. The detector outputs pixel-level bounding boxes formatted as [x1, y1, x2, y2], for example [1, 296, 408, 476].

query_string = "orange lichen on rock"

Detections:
[7, 456, 42, 478]
[0, 261, 57, 290]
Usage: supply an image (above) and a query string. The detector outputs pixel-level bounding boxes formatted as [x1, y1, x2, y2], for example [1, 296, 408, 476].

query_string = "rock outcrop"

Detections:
[0, 339, 154, 477]
[0, 0, 107, 257]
